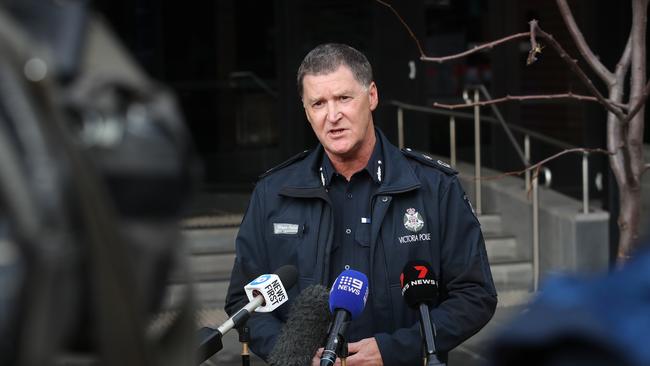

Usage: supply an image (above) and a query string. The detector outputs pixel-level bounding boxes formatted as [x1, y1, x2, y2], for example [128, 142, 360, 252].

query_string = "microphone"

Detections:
[400, 260, 445, 366]
[320, 269, 369, 366]
[197, 265, 298, 364]
[268, 285, 332, 366]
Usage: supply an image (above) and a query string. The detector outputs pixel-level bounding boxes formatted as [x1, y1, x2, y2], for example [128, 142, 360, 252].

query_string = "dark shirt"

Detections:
[320, 135, 383, 342]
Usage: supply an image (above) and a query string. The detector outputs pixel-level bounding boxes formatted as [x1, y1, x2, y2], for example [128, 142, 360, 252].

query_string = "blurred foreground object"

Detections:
[490, 247, 650, 366]
[0, 0, 200, 365]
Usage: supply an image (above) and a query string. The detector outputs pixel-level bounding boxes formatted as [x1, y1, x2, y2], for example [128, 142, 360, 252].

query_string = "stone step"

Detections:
[164, 280, 230, 310]
[485, 236, 522, 263]
[490, 262, 533, 292]
[477, 213, 502, 235]
[495, 289, 533, 308]
[181, 214, 244, 229]
[169, 252, 236, 283]
[182, 227, 238, 255]
[449, 301, 527, 366]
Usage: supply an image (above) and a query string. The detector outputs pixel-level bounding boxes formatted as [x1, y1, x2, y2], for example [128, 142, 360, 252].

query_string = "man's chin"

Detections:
[324, 144, 354, 159]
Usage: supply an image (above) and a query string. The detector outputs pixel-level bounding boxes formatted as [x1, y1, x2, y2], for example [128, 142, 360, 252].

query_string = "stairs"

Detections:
[446, 213, 533, 365]
[170, 215, 243, 311]
[171, 211, 532, 365]
[172, 212, 532, 313]
[479, 213, 533, 300]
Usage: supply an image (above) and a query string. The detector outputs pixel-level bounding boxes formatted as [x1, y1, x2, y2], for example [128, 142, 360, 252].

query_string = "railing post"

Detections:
[449, 116, 456, 168]
[397, 107, 404, 149]
[582, 152, 589, 214]
[532, 173, 540, 292]
[473, 89, 482, 215]
[525, 135, 531, 192]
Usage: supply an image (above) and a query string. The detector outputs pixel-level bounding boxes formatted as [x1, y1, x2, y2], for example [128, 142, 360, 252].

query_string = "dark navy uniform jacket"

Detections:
[225, 128, 497, 365]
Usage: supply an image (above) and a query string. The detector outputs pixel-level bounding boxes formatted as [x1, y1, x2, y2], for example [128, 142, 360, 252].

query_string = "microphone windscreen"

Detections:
[400, 260, 438, 308]
[329, 269, 369, 320]
[268, 285, 331, 366]
[275, 264, 298, 290]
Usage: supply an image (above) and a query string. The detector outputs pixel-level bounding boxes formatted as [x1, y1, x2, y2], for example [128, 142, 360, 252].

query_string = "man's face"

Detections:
[301, 65, 378, 160]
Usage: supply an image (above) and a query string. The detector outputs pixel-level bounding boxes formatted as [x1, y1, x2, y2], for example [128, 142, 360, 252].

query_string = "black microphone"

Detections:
[268, 285, 332, 366]
[401, 261, 445, 366]
[197, 265, 298, 364]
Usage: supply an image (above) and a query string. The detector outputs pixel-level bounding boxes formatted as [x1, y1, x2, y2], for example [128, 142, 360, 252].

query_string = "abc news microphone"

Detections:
[197, 265, 298, 364]
[320, 269, 369, 366]
[401, 261, 446, 366]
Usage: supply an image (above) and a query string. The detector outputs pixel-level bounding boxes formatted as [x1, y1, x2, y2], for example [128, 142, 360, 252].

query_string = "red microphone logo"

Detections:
[414, 265, 428, 279]
[400, 273, 404, 287]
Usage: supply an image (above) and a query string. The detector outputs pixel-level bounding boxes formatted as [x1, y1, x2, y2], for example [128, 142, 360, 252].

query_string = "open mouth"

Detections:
[328, 128, 346, 137]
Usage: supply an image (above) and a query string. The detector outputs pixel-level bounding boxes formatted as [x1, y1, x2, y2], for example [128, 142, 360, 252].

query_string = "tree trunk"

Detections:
[615, 0, 648, 262]
[617, 184, 643, 260]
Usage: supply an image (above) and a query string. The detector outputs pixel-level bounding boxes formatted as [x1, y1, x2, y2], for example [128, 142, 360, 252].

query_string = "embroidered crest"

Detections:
[403, 208, 424, 232]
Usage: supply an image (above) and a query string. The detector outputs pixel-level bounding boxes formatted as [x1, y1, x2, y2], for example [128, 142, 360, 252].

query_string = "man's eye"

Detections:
[312, 101, 324, 108]
[340, 96, 351, 102]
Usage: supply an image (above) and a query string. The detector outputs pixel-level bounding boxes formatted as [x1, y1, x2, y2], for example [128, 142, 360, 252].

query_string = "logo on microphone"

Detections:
[338, 276, 364, 296]
[249, 274, 272, 285]
[414, 265, 428, 279]
[400, 265, 437, 297]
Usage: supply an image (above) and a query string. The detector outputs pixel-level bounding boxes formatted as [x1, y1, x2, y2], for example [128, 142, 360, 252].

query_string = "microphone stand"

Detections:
[238, 325, 250, 366]
[419, 304, 446, 366]
[197, 326, 223, 364]
[338, 337, 349, 366]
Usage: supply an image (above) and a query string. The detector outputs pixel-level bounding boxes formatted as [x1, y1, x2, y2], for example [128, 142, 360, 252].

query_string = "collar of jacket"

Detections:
[278, 127, 421, 199]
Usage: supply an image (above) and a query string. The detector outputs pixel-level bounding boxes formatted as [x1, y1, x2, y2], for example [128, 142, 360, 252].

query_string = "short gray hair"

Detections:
[297, 43, 373, 97]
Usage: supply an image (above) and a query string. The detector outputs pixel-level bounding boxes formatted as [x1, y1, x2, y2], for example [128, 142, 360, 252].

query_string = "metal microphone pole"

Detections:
[338, 337, 348, 366]
[238, 325, 250, 366]
[419, 303, 445, 366]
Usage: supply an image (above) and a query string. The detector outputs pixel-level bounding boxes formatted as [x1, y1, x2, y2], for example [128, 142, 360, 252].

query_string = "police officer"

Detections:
[225, 43, 497, 365]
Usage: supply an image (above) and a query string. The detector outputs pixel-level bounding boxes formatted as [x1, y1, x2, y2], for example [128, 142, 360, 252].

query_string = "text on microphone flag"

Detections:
[266, 279, 287, 306]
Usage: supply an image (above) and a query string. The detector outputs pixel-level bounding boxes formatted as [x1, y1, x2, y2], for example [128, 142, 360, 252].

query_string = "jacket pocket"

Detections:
[354, 222, 370, 247]
[266, 217, 306, 270]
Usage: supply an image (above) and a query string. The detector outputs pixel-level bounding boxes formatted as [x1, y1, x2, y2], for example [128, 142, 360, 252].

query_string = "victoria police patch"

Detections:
[403, 207, 424, 232]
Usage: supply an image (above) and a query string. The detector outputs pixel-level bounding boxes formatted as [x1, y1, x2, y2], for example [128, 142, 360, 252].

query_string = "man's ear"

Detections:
[368, 82, 379, 111]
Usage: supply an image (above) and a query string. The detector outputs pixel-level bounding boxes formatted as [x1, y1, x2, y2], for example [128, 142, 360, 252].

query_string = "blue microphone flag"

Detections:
[329, 269, 369, 320]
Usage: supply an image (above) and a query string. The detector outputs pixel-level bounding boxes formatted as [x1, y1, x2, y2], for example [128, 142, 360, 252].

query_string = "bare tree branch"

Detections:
[627, 0, 648, 182]
[556, 0, 615, 84]
[422, 33, 531, 63]
[528, 20, 628, 122]
[478, 147, 614, 181]
[616, 33, 633, 77]
[433, 93, 601, 109]
[373, 0, 628, 122]
[608, 32, 633, 204]
[374, 0, 534, 63]
[623, 79, 650, 124]
[374, 0, 427, 58]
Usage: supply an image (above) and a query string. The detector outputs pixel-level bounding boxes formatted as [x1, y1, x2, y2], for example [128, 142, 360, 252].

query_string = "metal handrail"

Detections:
[387, 99, 577, 151]
[389, 85, 594, 292]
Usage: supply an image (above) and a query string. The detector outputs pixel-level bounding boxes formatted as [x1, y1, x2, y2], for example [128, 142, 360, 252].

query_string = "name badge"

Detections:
[273, 223, 299, 235]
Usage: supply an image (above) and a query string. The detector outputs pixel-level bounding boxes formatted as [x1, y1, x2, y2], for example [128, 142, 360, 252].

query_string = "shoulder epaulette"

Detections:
[259, 149, 311, 179]
[401, 148, 458, 175]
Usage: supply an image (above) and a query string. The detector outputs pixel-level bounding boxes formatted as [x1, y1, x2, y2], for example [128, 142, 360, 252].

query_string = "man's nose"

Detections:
[326, 102, 341, 123]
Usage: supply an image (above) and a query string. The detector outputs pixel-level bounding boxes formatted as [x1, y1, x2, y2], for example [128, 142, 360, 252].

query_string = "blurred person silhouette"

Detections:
[489, 245, 650, 366]
[0, 1, 199, 365]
